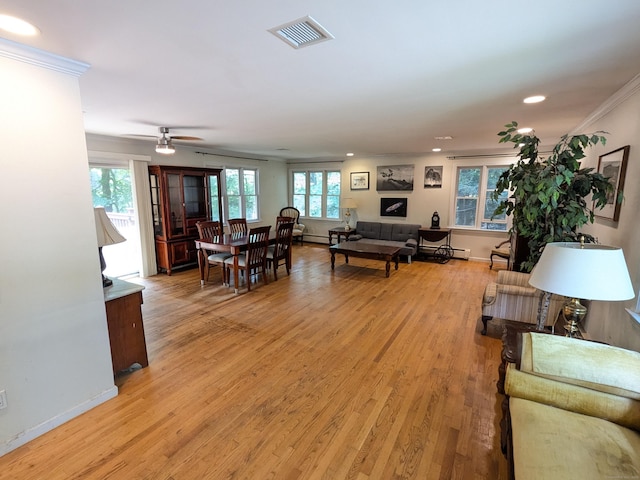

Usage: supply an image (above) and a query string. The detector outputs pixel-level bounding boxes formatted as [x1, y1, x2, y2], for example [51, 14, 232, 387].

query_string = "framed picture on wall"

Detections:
[376, 165, 414, 191]
[595, 145, 630, 221]
[380, 197, 408, 217]
[424, 166, 443, 188]
[350, 172, 369, 190]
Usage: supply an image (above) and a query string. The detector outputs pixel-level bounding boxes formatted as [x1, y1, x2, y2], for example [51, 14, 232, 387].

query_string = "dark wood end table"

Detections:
[328, 227, 357, 246]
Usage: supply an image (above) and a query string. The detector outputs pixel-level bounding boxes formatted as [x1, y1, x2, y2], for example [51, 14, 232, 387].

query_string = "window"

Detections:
[223, 167, 258, 221]
[292, 170, 341, 219]
[89, 165, 141, 277]
[454, 165, 508, 230]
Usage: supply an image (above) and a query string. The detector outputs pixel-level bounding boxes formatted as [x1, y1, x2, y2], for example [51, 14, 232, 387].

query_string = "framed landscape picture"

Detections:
[350, 171, 369, 190]
[376, 165, 414, 191]
[595, 145, 630, 221]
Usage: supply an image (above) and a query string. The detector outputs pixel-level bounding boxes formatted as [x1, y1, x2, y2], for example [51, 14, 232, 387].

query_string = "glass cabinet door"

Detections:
[183, 174, 207, 219]
[167, 173, 185, 236]
[149, 172, 163, 236]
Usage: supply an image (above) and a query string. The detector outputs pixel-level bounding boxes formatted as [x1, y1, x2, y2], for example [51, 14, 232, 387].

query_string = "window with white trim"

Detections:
[223, 167, 259, 221]
[454, 165, 509, 230]
[292, 170, 341, 219]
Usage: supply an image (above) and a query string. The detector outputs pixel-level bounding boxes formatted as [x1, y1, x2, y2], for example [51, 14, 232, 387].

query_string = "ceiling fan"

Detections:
[154, 127, 203, 155]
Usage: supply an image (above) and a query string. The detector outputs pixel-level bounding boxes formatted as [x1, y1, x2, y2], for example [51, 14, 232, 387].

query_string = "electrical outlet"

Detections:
[0, 390, 7, 410]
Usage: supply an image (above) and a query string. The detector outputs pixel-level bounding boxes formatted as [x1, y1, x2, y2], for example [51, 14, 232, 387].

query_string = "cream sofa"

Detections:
[502, 332, 640, 480]
[481, 270, 565, 334]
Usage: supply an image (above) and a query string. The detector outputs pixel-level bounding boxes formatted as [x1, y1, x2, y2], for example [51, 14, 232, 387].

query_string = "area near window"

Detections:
[453, 165, 509, 231]
[291, 170, 341, 219]
[223, 167, 258, 221]
[90, 165, 141, 277]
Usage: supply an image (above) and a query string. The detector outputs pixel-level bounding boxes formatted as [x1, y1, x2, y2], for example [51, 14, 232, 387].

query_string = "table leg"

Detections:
[234, 255, 240, 294]
[394, 255, 399, 270]
[385, 259, 391, 277]
[330, 250, 336, 271]
[197, 246, 206, 286]
[344, 254, 349, 264]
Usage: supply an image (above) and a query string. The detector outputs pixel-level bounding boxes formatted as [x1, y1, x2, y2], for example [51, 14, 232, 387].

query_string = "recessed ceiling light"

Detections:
[517, 127, 533, 134]
[432, 148, 442, 152]
[346, 152, 354, 157]
[0, 14, 40, 36]
[523, 95, 546, 104]
[434, 136, 453, 140]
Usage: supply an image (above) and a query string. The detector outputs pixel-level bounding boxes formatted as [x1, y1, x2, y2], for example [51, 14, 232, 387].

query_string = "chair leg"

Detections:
[481, 315, 493, 335]
[489, 254, 494, 269]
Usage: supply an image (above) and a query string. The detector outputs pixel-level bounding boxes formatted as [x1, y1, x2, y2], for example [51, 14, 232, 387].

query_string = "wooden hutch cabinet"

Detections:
[149, 166, 223, 274]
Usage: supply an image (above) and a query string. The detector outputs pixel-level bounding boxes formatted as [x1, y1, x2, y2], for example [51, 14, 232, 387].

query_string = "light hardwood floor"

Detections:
[3, 244, 509, 479]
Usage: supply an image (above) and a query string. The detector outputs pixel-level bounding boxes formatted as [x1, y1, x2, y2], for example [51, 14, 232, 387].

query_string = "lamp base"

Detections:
[563, 297, 587, 338]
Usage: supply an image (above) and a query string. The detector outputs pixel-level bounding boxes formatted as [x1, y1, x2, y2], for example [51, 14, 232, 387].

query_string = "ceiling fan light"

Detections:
[155, 137, 175, 154]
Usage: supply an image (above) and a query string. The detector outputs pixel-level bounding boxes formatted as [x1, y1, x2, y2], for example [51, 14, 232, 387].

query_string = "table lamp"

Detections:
[528, 240, 634, 336]
[342, 198, 357, 231]
[94, 207, 126, 287]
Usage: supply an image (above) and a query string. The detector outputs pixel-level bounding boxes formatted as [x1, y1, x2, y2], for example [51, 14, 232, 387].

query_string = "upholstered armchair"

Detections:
[481, 270, 565, 335]
[279, 207, 305, 245]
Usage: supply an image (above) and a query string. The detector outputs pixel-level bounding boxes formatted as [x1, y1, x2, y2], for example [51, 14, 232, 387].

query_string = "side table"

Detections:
[328, 226, 357, 245]
[104, 278, 149, 375]
[418, 227, 453, 263]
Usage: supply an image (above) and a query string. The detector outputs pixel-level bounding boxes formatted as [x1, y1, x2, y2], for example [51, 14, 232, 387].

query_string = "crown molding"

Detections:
[0, 36, 89, 76]
[571, 73, 640, 134]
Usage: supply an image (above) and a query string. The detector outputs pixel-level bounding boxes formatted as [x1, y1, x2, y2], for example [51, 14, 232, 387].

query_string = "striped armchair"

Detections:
[481, 270, 565, 335]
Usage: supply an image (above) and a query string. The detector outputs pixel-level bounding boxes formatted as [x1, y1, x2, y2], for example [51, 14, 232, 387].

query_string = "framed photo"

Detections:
[350, 171, 369, 190]
[376, 165, 414, 191]
[424, 166, 443, 188]
[595, 145, 630, 221]
[380, 197, 408, 217]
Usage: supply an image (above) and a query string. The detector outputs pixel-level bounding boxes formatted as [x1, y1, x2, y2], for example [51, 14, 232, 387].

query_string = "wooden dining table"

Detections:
[195, 232, 276, 294]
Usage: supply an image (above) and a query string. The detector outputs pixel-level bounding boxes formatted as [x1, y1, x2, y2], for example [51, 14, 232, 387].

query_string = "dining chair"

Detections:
[267, 220, 294, 280]
[228, 218, 248, 235]
[279, 207, 305, 245]
[224, 225, 271, 291]
[196, 221, 232, 284]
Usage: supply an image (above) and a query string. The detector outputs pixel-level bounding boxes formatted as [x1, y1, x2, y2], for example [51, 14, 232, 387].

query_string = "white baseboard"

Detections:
[0, 385, 118, 456]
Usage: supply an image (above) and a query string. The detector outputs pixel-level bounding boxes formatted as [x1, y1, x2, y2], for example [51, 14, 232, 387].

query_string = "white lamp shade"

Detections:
[528, 242, 634, 301]
[342, 198, 357, 209]
[94, 207, 126, 247]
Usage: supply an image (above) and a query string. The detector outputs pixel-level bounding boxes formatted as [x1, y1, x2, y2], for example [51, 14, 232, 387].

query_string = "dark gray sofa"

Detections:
[347, 221, 420, 263]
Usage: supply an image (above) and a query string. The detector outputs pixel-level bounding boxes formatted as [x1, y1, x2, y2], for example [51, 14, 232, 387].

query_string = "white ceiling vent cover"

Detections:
[269, 16, 334, 49]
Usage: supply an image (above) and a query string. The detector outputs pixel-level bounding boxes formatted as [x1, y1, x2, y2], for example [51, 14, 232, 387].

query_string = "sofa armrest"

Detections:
[496, 283, 539, 297]
[505, 363, 640, 430]
[405, 238, 417, 248]
[521, 332, 640, 400]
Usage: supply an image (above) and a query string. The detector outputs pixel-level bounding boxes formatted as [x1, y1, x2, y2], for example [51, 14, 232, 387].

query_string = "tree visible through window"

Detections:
[224, 167, 258, 221]
[291, 170, 341, 219]
[454, 166, 508, 230]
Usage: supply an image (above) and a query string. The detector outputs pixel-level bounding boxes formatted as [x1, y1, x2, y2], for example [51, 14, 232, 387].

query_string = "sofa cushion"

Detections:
[356, 221, 381, 239]
[509, 397, 640, 480]
[390, 223, 420, 242]
[379, 223, 393, 241]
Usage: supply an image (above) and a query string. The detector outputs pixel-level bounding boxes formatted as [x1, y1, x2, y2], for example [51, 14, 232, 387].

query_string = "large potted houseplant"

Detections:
[492, 121, 613, 272]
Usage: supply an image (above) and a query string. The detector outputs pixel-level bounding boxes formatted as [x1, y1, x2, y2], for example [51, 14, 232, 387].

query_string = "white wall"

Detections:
[0, 42, 117, 455]
[291, 155, 514, 261]
[576, 78, 640, 350]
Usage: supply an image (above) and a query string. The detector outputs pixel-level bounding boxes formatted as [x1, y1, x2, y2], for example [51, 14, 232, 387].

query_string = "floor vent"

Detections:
[269, 16, 334, 49]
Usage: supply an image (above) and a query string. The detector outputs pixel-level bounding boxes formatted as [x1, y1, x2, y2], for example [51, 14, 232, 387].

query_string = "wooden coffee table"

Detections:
[329, 242, 400, 277]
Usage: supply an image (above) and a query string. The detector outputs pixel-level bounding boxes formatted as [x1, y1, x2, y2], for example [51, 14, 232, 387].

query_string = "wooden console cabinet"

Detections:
[104, 278, 148, 375]
[149, 165, 223, 274]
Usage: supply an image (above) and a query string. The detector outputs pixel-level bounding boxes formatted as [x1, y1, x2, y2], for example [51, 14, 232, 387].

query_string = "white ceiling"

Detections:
[3, 1, 640, 161]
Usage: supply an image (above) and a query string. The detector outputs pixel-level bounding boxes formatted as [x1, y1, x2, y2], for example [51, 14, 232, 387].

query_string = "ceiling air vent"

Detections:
[269, 15, 334, 49]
